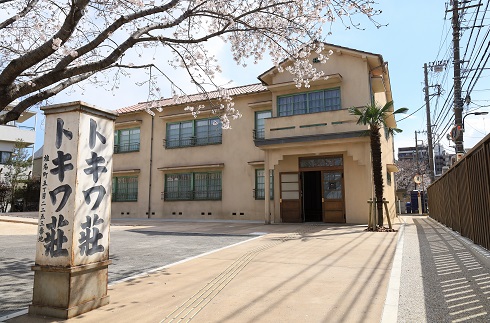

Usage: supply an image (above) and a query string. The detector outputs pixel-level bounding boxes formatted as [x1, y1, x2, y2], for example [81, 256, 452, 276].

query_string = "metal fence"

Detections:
[427, 133, 490, 250]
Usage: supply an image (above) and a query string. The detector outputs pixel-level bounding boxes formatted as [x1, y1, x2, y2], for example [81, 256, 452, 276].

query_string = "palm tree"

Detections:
[349, 101, 408, 228]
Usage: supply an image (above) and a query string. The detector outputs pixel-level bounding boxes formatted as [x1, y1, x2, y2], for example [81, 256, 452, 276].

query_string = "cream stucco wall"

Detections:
[111, 113, 152, 218]
[112, 44, 397, 225]
[146, 92, 272, 221]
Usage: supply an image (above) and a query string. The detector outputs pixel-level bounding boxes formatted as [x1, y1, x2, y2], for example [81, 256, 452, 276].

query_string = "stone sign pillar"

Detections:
[29, 101, 118, 319]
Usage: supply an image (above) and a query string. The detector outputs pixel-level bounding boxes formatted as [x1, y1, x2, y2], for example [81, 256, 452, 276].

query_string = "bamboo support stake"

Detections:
[367, 198, 374, 230]
[383, 198, 392, 230]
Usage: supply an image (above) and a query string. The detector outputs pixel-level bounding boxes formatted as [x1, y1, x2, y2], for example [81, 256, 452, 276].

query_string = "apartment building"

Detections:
[0, 105, 36, 181]
[112, 43, 398, 224]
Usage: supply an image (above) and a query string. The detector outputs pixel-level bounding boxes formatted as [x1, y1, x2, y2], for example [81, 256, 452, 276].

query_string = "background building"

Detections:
[0, 105, 36, 181]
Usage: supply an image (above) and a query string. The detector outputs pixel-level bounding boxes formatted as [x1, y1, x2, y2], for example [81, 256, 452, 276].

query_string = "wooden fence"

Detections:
[427, 133, 490, 251]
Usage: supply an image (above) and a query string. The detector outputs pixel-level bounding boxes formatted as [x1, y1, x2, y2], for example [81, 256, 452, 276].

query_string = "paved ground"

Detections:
[0, 218, 263, 318]
[1, 213, 490, 322]
[1, 214, 399, 322]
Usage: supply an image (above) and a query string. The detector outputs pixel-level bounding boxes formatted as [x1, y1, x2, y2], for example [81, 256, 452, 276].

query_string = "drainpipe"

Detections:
[264, 151, 270, 224]
[148, 114, 154, 218]
[368, 70, 375, 105]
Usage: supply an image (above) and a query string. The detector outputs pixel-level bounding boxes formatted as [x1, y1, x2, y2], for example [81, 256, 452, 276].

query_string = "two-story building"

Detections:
[112, 43, 398, 224]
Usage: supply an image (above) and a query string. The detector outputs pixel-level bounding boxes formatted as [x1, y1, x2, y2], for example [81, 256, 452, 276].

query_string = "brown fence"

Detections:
[427, 133, 490, 251]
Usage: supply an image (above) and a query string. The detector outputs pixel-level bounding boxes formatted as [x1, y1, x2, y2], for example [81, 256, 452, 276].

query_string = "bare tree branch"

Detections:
[0, 0, 39, 29]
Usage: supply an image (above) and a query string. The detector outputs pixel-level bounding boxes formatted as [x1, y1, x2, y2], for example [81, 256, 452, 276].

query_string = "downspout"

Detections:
[148, 114, 154, 218]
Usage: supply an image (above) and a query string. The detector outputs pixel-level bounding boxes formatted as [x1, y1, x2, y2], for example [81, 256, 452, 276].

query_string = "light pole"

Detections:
[462, 111, 488, 131]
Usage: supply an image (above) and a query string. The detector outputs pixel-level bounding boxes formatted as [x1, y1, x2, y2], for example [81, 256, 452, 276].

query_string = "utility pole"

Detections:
[424, 63, 435, 182]
[415, 131, 420, 190]
[451, 0, 464, 156]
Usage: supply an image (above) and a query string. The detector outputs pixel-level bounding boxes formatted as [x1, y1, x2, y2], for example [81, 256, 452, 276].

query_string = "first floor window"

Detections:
[255, 169, 274, 200]
[112, 176, 138, 201]
[164, 171, 222, 200]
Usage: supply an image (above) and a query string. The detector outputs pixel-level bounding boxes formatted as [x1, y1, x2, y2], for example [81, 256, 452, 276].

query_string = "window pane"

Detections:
[255, 111, 271, 139]
[269, 170, 274, 200]
[166, 124, 180, 148]
[324, 89, 341, 111]
[195, 120, 209, 137]
[255, 169, 265, 199]
[208, 119, 222, 144]
[323, 172, 342, 200]
[165, 173, 191, 200]
[113, 176, 138, 201]
[0, 151, 11, 164]
[195, 118, 221, 145]
[115, 128, 140, 153]
[278, 96, 293, 116]
[277, 89, 340, 117]
[308, 91, 323, 113]
[194, 173, 208, 199]
[208, 172, 222, 200]
[293, 94, 307, 115]
[180, 121, 193, 147]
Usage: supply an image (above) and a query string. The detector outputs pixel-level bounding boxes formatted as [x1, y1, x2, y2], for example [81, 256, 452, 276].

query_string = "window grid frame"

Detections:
[114, 127, 141, 154]
[254, 169, 274, 200]
[165, 118, 222, 149]
[112, 176, 138, 202]
[277, 88, 341, 117]
[0, 151, 12, 164]
[164, 171, 222, 201]
[254, 110, 272, 139]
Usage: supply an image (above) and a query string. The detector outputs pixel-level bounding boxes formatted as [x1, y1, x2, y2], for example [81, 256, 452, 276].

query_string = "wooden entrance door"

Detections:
[280, 173, 302, 223]
[322, 171, 345, 223]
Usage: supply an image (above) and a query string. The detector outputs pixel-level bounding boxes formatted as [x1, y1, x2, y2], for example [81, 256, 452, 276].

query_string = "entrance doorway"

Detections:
[302, 171, 322, 222]
[279, 156, 346, 224]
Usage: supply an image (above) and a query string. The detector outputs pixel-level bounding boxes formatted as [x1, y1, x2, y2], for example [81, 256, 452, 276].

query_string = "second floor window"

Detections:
[277, 88, 341, 117]
[166, 118, 222, 148]
[114, 127, 140, 153]
[254, 110, 271, 139]
[0, 151, 12, 164]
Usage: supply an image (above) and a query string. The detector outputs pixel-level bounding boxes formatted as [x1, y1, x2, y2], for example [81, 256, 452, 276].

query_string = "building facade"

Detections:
[0, 106, 36, 181]
[397, 145, 429, 161]
[112, 43, 398, 224]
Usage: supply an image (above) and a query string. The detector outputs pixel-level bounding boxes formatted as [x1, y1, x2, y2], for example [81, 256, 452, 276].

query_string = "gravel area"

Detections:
[398, 216, 490, 323]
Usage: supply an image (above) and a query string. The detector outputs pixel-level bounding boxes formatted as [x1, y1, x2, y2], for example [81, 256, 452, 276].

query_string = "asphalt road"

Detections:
[0, 222, 256, 318]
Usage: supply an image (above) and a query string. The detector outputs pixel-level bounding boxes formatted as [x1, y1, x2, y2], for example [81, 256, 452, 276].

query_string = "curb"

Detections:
[0, 217, 37, 225]
[380, 218, 406, 323]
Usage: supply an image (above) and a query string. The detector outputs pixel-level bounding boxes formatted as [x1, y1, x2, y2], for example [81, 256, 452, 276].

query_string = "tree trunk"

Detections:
[370, 127, 384, 227]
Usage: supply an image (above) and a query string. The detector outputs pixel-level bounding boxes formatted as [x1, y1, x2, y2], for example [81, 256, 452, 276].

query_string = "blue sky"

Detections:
[25, 1, 489, 157]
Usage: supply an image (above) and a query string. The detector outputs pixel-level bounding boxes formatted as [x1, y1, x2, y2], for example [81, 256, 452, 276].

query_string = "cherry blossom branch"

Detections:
[0, 0, 39, 29]
[0, 72, 93, 124]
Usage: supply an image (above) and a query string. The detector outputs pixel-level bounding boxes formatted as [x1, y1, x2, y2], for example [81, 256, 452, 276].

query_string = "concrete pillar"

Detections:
[29, 101, 118, 319]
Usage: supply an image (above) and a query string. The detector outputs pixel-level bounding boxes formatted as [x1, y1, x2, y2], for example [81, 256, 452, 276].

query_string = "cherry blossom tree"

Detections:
[0, 0, 382, 125]
[395, 158, 431, 193]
